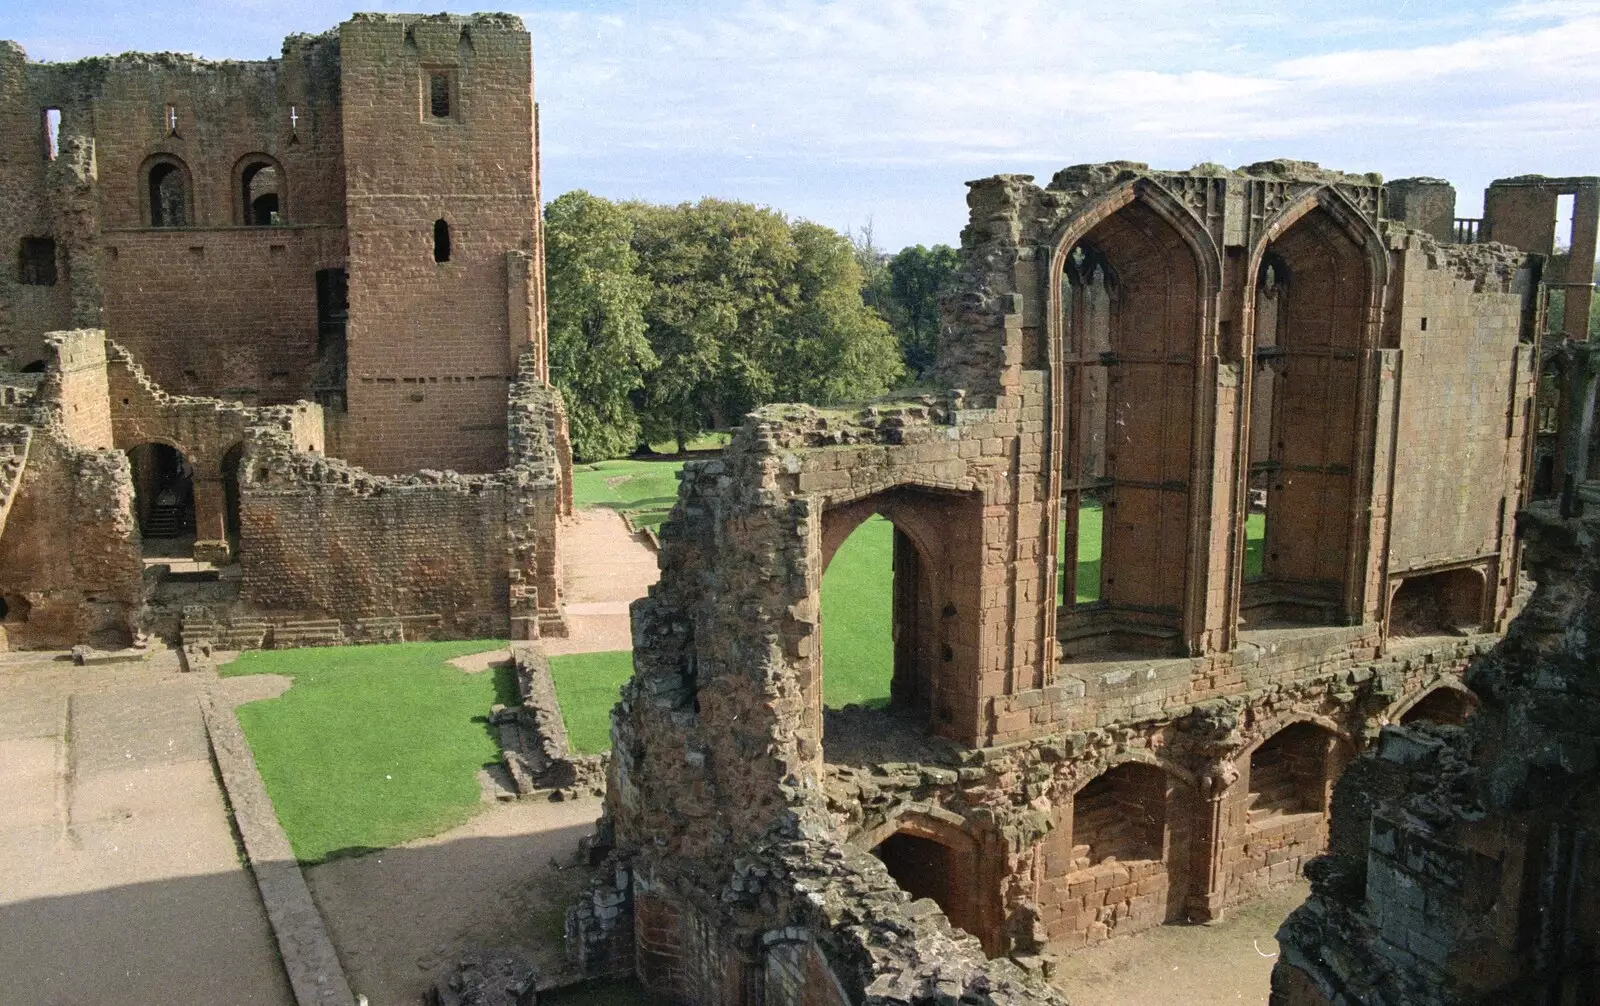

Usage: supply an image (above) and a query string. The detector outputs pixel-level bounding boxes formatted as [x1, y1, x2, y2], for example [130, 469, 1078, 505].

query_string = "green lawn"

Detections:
[570, 459, 685, 529]
[645, 431, 730, 455]
[546, 650, 635, 755]
[221, 640, 513, 864]
[821, 514, 895, 708]
[1059, 506, 1267, 604]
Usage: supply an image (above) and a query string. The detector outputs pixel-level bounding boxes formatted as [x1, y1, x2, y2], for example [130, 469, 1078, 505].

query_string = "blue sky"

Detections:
[5, 0, 1599, 249]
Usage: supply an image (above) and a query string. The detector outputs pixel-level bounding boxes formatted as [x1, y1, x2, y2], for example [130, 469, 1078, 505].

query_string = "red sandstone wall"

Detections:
[337, 15, 537, 474]
[101, 227, 343, 400]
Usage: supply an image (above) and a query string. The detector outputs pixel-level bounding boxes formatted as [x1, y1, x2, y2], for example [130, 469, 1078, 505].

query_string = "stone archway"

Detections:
[862, 810, 998, 955]
[126, 442, 195, 554]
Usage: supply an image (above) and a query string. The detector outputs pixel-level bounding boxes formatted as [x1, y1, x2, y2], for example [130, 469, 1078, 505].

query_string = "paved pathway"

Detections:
[543, 509, 659, 656]
[0, 650, 293, 1005]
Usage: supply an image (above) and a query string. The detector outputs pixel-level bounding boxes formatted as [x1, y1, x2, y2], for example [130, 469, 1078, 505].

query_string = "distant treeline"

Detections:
[544, 191, 960, 461]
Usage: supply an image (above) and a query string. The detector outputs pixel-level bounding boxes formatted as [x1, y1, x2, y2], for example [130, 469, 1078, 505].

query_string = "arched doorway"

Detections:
[1057, 190, 1209, 658]
[1048, 760, 1174, 944]
[866, 815, 993, 952]
[1243, 200, 1379, 627]
[816, 485, 982, 750]
[1230, 720, 1351, 902]
[127, 443, 195, 551]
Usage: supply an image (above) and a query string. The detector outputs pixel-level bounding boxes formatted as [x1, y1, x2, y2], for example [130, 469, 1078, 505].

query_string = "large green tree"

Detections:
[886, 243, 961, 379]
[544, 191, 655, 461]
[625, 199, 902, 451]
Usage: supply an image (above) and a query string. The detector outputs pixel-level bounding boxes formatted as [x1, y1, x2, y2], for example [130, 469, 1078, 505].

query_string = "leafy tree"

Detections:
[544, 191, 655, 461]
[887, 244, 961, 379]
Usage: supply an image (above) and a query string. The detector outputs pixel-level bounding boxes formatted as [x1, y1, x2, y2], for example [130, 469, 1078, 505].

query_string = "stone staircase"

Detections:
[141, 499, 191, 538]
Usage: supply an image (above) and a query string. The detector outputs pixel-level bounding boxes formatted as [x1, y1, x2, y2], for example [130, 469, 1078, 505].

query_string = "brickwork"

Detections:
[572, 160, 1589, 1003]
[0, 13, 551, 475]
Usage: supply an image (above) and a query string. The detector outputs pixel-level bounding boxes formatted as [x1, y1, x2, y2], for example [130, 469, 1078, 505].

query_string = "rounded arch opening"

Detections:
[126, 442, 196, 552]
[1069, 761, 1168, 869]
[1241, 199, 1378, 629]
[143, 155, 192, 228]
[0, 593, 30, 623]
[867, 814, 992, 953]
[235, 154, 285, 226]
[1398, 684, 1477, 727]
[1055, 189, 1210, 659]
[433, 218, 452, 263]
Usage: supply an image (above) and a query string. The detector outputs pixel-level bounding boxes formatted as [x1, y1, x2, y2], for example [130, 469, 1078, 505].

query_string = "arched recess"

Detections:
[1240, 188, 1387, 628]
[142, 154, 193, 228]
[1388, 566, 1488, 638]
[859, 811, 999, 955]
[234, 154, 285, 225]
[1241, 719, 1352, 828]
[1049, 180, 1220, 658]
[126, 442, 196, 548]
[1394, 682, 1478, 727]
[815, 484, 983, 744]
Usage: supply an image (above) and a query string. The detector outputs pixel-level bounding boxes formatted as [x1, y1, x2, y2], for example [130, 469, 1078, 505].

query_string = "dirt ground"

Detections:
[0, 649, 294, 1006]
[1051, 880, 1309, 1005]
[541, 509, 659, 656]
[307, 796, 604, 1005]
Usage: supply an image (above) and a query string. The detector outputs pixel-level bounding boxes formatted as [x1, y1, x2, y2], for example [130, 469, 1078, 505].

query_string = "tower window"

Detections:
[42, 108, 61, 160]
[429, 72, 452, 118]
[433, 219, 451, 263]
[18, 237, 57, 286]
[147, 158, 190, 227]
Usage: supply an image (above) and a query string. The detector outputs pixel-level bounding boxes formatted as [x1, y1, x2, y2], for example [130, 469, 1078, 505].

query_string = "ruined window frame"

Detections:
[233, 153, 287, 226]
[17, 236, 58, 286]
[421, 66, 460, 123]
[140, 153, 193, 228]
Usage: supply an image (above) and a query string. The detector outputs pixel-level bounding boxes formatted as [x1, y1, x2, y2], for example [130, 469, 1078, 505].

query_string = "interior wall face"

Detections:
[1255, 209, 1366, 601]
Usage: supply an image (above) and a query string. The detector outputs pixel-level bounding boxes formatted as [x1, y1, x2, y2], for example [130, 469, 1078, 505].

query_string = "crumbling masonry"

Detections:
[569, 163, 1599, 1003]
[0, 14, 570, 650]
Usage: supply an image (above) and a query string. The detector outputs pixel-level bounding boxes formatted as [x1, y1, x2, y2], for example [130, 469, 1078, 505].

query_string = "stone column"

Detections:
[1185, 759, 1239, 922]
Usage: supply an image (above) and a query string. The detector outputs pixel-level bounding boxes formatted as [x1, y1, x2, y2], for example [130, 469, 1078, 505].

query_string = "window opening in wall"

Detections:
[17, 237, 57, 286]
[314, 268, 349, 412]
[429, 71, 452, 118]
[165, 103, 178, 136]
[148, 161, 188, 227]
[1555, 193, 1576, 253]
[241, 161, 281, 225]
[42, 108, 60, 160]
[822, 514, 894, 711]
[433, 219, 451, 262]
[0, 593, 30, 624]
[20, 360, 46, 373]
[1059, 243, 1114, 610]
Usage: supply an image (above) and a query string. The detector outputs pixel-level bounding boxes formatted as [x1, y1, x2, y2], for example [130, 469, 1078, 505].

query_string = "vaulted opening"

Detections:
[0, 593, 30, 623]
[1242, 206, 1370, 629]
[1070, 762, 1167, 869]
[239, 158, 283, 225]
[1246, 722, 1340, 828]
[127, 442, 195, 550]
[1399, 686, 1476, 727]
[1058, 197, 1202, 658]
[146, 158, 189, 227]
[1388, 567, 1486, 638]
[869, 823, 989, 952]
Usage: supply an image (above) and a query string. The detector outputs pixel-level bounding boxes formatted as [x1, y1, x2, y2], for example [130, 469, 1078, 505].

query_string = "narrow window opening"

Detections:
[165, 103, 178, 136]
[42, 108, 61, 161]
[1420, 316, 1428, 331]
[1555, 193, 1576, 253]
[241, 161, 282, 225]
[429, 72, 452, 118]
[289, 104, 299, 131]
[17, 237, 57, 286]
[433, 218, 451, 263]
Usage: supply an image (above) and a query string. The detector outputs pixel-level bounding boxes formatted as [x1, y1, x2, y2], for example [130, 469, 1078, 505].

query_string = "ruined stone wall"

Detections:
[0, 420, 141, 649]
[43, 328, 113, 448]
[338, 13, 539, 475]
[1273, 505, 1600, 1005]
[237, 445, 515, 638]
[1384, 234, 1535, 600]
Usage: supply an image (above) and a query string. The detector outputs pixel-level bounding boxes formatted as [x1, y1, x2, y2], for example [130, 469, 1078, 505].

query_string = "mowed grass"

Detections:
[1059, 506, 1267, 604]
[221, 640, 513, 864]
[821, 514, 895, 708]
[547, 650, 635, 755]
[570, 459, 685, 529]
